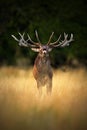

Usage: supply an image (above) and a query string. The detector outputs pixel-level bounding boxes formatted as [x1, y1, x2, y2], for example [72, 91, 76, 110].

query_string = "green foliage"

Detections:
[0, 0, 87, 67]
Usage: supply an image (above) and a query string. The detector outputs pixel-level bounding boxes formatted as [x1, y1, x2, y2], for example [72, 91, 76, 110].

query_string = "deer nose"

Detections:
[43, 50, 47, 54]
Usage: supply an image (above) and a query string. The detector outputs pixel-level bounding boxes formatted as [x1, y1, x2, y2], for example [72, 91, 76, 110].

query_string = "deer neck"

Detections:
[35, 54, 50, 68]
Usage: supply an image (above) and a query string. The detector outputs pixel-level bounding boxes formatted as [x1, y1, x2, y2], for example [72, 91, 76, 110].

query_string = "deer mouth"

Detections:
[43, 50, 47, 53]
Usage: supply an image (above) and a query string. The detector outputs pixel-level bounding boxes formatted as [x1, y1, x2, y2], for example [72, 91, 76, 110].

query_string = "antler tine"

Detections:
[12, 32, 25, 43]
[18, 32, 23, 38]
[60, 33, 74, 47]
[27, 34, 41, 47]
[27, 34, 35, 44]
[47, 32, 54, 45]
[69, 33, 73, 42]
[11, 35, 19, 42]
[23, 32, 25, 37]
[64, 32, 68, 38]
[18, 32, 25, 41]
[60, 32, 68, 46]
[49, 34, 61, 46]
[35, 30, 41, 44]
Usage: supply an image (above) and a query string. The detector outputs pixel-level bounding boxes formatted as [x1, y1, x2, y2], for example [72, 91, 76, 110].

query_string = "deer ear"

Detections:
[31, 48, 40, 52]
[48, 47, 52, 52]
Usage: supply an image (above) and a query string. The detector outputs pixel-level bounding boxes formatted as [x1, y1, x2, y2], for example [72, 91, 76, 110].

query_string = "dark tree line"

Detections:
[0, 0, 87, 67]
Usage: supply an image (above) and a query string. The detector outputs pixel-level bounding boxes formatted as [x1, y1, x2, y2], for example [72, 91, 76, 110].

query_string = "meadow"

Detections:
[0, 66, 87, 130]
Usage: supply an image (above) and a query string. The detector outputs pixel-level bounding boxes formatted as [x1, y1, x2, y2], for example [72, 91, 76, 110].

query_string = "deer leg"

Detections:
[46, 79, 52, 95]
[37, 81, 42, 96]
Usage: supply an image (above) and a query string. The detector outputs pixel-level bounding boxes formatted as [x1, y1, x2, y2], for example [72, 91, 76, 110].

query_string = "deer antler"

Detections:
[11, 32, 41, 48]
[35, 30, 41, 44]
[12, 32, 30, 47]
[47, 32, 54, 45]
[49, 33, 74, 48]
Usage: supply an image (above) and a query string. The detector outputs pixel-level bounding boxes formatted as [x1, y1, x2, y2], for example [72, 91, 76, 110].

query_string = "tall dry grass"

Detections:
[0, 66, 87, 130]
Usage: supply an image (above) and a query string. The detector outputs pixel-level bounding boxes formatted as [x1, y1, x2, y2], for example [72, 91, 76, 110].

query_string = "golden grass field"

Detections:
[0, 66, 87, 130]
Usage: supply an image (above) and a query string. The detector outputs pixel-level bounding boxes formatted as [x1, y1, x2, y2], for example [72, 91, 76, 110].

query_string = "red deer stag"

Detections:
[12, 31, 74, 94]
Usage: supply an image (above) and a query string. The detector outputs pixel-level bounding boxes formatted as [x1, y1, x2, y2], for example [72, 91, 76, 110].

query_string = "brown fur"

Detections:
[33, 54, 53, 94]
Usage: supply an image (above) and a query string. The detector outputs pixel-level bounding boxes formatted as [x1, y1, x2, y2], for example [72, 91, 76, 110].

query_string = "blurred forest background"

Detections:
[0, 0, 87, 68]
[0, 1, 87, 130]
